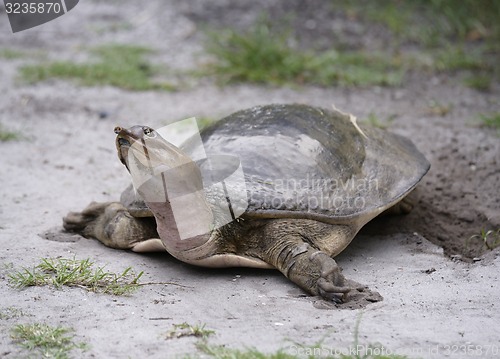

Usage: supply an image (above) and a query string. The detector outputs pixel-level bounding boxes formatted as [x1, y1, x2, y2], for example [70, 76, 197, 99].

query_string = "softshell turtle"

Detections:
[63, 104, 429, 302]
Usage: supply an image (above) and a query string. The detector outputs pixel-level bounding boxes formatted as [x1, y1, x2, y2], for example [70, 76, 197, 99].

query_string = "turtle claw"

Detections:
[309, 251, 354, 302]
[62, 212, 86, 231]
[317, 278, 352, 303]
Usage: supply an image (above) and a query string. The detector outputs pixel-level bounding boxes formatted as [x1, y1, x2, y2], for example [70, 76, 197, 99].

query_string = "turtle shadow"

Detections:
[40, 226, 83, 243]
[43, 226, 382, 309]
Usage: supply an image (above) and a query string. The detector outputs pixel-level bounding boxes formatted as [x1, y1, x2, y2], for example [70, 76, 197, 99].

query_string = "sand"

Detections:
[1, 1, 499, 358]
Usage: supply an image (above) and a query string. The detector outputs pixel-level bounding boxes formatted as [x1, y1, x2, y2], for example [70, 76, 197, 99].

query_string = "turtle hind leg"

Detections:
[381, 191, 416, 216]
[63, 202, 162, 252]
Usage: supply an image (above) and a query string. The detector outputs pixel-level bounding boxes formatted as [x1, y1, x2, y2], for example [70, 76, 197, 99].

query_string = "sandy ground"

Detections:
[1, 1, 499, 358]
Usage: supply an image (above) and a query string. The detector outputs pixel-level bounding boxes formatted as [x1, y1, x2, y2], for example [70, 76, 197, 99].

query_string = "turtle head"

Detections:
[114, 125, 192, 173]
[114, 125, 214, 244]
[113, 123, 205, 201]
[114, 125, 148, 169]
[113, 124, 201, 204]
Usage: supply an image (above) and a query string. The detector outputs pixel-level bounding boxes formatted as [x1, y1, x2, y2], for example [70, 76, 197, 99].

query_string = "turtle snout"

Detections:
[114, 126, 134, 148]
[117, 137, 131, 147]
[114, 126, 133, 169]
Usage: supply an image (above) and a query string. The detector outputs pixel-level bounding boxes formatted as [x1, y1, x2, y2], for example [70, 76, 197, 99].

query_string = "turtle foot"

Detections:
[63, 201, 130, 239]
[63, 201, 113, 234]
[311, 252, 355, 303]
[313, 280, 383, 309]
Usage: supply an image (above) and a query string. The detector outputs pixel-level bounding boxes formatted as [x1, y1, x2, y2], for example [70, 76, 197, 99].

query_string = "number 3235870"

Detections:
[5, 2, 62, 14]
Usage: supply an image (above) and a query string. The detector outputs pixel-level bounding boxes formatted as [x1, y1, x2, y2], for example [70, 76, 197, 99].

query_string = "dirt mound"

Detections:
[363, 126, 500, 260]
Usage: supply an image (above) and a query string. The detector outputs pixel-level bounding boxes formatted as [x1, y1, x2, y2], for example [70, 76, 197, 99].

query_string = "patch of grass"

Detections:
[0, 48, 25, 59]
[478, 112, 500, 136]
[11, 323, 88, 359]
[479, 113, 500, 131]
[196, 342, 295, 359]
[433, 46, 491, 72]
[422, 43, 498, 90]
[468, 229, 500, 250]
[166, 322, 215, 340]
[19, 44, 175, 91]
[0, 124, 21, 141]
[341, 1, 500, 83]
[464, 75, 492, 92]
[204, 20, 404, 87]
[357, 0, 500, 45]
[8, 257, 143, 295]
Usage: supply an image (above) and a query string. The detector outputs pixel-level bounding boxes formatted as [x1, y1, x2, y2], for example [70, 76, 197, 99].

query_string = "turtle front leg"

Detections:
[253, 221, 355, 302]
[63, 202, 163, 252]
[271, 241, 351, 302]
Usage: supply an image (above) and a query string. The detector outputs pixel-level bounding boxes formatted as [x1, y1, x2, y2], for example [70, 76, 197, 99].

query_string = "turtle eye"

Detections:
[143, 127, 155, 137]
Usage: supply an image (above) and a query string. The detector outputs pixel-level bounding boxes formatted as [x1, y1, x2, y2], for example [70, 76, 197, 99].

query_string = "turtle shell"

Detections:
[122, 104, 430, 223]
